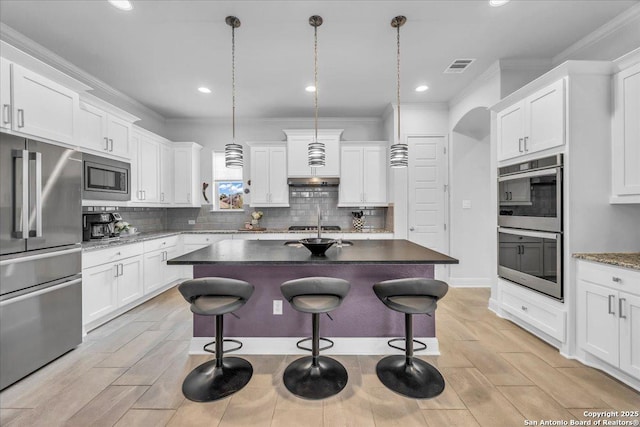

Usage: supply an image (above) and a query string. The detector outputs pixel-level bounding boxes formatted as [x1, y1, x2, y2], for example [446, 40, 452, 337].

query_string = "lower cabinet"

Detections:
[577, 260, 640, 380]
[143, 236, 180, 294]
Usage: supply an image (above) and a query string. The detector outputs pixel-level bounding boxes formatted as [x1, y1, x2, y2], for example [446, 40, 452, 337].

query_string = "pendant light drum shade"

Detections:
[308, 15, 325, 167]
[390, 15, 408, 168]
[225, 16, 243, 168]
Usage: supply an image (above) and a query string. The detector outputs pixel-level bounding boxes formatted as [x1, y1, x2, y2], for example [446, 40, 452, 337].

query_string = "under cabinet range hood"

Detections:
[288, 177, 339, 187]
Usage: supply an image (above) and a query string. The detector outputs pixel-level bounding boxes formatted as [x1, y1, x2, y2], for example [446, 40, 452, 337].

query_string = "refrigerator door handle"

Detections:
[29, 151, 43, 237]
[13, 150, 29, 239]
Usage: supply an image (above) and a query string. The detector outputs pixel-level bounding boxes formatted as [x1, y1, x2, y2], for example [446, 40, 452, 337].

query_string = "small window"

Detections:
[212, 152, 244, 211]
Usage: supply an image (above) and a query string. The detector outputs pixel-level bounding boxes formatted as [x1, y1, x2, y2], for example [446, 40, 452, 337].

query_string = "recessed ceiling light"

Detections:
[198, 87, 212, 94]
[489, 0, 511, 6]
[415, 85, 429, 92]
[108, 0, 133, 11]
[305, 85, 316, 92]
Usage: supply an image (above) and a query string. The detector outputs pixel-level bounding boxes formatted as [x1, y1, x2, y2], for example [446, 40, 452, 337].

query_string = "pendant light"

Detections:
[308, 15, 325, 167]
[225, 16, 243, 168]
[390, 16, 408, 168]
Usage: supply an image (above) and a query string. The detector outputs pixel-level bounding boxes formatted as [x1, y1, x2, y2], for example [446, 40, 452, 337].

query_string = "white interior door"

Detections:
[407, 136, 448, 278]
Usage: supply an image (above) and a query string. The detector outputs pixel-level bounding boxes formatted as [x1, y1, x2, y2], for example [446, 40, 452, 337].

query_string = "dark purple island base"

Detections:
[168, 239, 458, 339]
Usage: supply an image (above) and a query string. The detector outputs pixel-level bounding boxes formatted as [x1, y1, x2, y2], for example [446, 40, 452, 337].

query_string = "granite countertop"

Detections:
[573, 252, 640, 271]
[167, 239, 459, 265]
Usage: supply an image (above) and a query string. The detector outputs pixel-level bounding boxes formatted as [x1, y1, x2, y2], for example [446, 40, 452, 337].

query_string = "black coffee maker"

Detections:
[82, 212, 122, 241]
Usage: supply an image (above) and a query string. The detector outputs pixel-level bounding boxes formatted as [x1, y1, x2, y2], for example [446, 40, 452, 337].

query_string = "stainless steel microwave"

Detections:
[82, 154, 130, 201]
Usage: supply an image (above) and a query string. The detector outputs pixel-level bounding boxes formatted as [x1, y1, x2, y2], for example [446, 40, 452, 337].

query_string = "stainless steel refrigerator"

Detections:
[0, 132, 83, 390]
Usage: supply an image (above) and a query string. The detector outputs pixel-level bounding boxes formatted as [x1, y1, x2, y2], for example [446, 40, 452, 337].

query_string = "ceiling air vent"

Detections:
[444, 59, 475, 73]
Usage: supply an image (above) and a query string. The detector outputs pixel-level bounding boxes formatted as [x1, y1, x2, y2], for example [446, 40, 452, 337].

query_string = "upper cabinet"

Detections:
[1, 60, 78, 144]
[611, 61, 640, 204]
[131, 128, 162, 204]
[338, 143, 387, 207]
[173, 142, 202, 207]
[249, 142, 289, 207]
[284, 129, 343, 177]
[76, 96, 137, 160]
[497, 79, 565, 162]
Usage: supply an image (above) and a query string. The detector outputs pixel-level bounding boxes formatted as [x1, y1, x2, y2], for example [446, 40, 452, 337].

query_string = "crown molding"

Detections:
[613, 46, 640, 71]
[165, 116, 383, 125]
[0, 23, 165, 123]
[552, 2, 640, 65]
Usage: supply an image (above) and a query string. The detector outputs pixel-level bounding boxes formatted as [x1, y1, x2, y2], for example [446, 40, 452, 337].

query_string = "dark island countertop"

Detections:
[167, 239, 459, 265]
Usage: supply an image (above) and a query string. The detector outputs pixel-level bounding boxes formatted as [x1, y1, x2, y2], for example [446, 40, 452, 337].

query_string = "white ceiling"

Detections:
[0, 0, 637, 119]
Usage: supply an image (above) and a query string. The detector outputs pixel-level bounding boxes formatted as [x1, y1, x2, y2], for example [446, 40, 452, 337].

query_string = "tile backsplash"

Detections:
[85, 187, 388, 232]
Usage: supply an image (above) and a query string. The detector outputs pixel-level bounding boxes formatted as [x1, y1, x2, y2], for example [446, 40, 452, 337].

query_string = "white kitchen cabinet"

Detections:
[143, 235, 180, 294]
[338, 144, 387, 207]
[160, 142, 173, 204]
[0, 57, 10, 131]
[76, 99, 135, 159]
[8, 62, 77, 144]
[249, 143, 289, 207]
[173, 142, 202, 207]
[137, 134, 160, 202]
[611, 61, 640, 203]
[577, 260, 640, 380]
[284, 129, 343, 177]
[116, 255, 144, 306]
[497, 79, 565, 162]
[82, 262, 119, 325]
[499, 180, 531, 205]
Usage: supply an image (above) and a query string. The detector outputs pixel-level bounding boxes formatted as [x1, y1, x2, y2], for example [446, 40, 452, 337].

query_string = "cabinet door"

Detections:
[612, 63, 640, 198]
[12, 63, 77, 144]
[173, 147, 191, 205]
[1, 58, 12, 130]
[143, 250, 165, 294]
[117, 255, 143, 306]
[160, 143, 173, 204]
[268, 147, 289, 205]
[317, 135, 340, 177]
[107, 115, 132, 159]
[577, 280, 619, 367]
[137, 136, 160, 202]
[83, 263, 118, 325]
[525, 79, 565, 154]
[497, 102, 524, 161]
[362, 146, 387, 205]
[250, 146, 270, 205]
[619, 291, 640, 378]
[339, 147, 363, 206]
[164, 246, 181, 284]
[77, 103, 108, 152]
[287, 136, 313, 177]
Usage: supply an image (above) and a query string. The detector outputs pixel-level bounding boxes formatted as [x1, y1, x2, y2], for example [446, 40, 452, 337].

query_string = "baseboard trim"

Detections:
[448, 278, 492, 287]
[188, 337, 440, 356]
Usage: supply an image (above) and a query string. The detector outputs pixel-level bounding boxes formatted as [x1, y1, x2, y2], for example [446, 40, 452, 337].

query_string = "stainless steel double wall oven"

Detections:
[498, 155, 563, 300]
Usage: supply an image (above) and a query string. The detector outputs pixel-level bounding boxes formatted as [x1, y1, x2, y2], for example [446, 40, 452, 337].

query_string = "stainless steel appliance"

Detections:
[82, 153, 130, 201]
[498, 227, 562, 300]
[0, 132, 83, 390]
[82, 212, 122, 241]
[498, 154, 563, 233]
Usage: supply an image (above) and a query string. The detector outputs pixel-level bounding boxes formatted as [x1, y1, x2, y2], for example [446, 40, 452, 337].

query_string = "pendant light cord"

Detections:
[396, 22, 401, 144]
[314, 22, 318, 142]
[232, 23, 236, 143]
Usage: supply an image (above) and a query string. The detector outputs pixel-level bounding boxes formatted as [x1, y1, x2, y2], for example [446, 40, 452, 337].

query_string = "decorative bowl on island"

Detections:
[298, 238, 336, 256]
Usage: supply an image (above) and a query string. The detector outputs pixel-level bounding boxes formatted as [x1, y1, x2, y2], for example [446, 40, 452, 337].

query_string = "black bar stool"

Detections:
[373, 278, 449, 399]
[178, 277, 254, 402]
[280, 277, 350, 399]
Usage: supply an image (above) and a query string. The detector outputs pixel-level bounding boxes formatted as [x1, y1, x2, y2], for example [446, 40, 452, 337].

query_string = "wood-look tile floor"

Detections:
[1, 287, 638, 426]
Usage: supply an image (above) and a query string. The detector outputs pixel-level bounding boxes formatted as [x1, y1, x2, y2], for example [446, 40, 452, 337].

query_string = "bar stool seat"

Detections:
[178, 277, 254, 402]
[281, 277, 350, 399]
[373, 278, 448, 399]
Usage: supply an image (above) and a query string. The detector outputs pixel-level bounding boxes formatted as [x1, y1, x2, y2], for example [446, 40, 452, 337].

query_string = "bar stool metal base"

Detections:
[376, 355, 445, 399]
[182, 357, 253, 402]
[283, 356, 348, 400]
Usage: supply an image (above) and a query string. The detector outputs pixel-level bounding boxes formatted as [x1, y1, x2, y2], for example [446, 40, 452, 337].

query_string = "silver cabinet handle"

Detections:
[104, 137, 109, 151]
[29, 151, 43, 237]
[518, 138, 523, 153]
[13, 150, 29, 239]
[109, 138, 114, 152]
[509, 191, 512, 200]
[612, 277, 622, 283]
[119, 263, 124, 276]
[114, 264, 119, 278]
[142, 190, 146, 200]
[2, 104, 10, 124]
[409, 226, 415, 231]
[608, 295, 616, 315]
[161, 192, 164, 202]
[17, 109, 24, 128]
[524, 136, 529, 152]
[619, 298, 626, 319]
[521, 305, 528, 311]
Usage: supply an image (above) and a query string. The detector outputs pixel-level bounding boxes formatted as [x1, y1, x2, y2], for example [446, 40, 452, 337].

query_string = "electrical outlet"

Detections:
[273, 300, 283, 315]
[188, 220, 196, 225]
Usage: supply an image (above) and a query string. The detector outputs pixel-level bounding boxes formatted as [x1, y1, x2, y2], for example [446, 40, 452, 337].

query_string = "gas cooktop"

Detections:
[288, 225, 341, 231]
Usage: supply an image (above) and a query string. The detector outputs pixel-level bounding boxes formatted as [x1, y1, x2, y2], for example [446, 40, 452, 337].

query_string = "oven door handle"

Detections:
[0, 277, 82, 306]
[498, 168, 559, 182]
[498, 227, 559, 240]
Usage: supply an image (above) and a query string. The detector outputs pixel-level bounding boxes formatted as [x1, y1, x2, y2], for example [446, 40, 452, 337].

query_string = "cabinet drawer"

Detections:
[501, 281, 566, 341]
[83, 242, 144, 269]
[143, 235, 179, 253]
[578, 260, 640, 295]
[182, 234, 229, 245]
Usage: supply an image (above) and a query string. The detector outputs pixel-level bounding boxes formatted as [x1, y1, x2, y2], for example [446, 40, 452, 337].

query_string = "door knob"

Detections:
[409, 227, 415, 231]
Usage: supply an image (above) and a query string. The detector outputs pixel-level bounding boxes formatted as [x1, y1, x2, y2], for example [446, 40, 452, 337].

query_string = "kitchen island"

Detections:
[168, 239, 458, 354]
